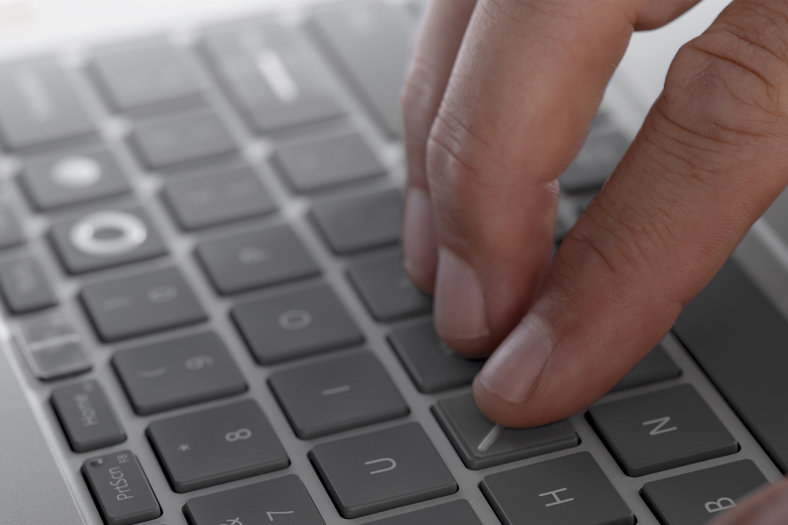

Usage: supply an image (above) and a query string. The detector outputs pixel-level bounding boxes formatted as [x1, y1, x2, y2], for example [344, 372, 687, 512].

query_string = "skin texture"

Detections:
[401, 0, 788, 521]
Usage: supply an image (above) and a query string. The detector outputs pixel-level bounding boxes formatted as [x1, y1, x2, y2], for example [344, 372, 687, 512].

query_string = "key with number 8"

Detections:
[147, 399, 289, 492]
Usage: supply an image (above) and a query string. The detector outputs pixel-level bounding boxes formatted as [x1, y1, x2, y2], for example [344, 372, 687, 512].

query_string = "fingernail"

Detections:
[434, 249, 490, 340]
[403, 188, 437, 282]
[477, 314, 554, 403]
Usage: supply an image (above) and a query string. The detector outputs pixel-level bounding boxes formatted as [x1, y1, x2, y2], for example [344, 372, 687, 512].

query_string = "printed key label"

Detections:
[705, 497, 736, 514]
[539, 487, 575, 508]
[642, 416, 678, 436]
[364, 457, 397, 475]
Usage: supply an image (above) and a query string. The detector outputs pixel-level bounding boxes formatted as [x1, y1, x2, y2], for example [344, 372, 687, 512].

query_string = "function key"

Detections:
[269, 350, 408, 439]
[588, 384, 738, 476]
[309, 422, 457, 518]
[82, 451, 161, 525]
[310, 187, 401, 254]
[609, 343, 680, 392]
[130, 109, 236, 170]
[161, 164, 276, 230]
[113, 331, 246, 415]
[19, 147, 131, 210]
[13, 310, 90, 380]
[232, 282, 363, 364]
[272, 131, 384, 193]
[309, 2, 413, 137]
[481, 453, 634, 525]
[201, 22, 343, 133]
[49, 205, 167, 274]
[367, 501, 482, 525]
[81, 266, 206, 341]
[195, 223, 319, 295]
[0, 255, 56, 314]
[0, 201, 25, 249]
[90, 40, 200, 112]
[147, 399, 289, 492]
[434, 391, 578, 470]
[184, 475, 325, 525]
[51, 379, 125, 452]
[0, 60, 94, 150]
[388, 319, 483, 393]
[642, 461, 767, 525]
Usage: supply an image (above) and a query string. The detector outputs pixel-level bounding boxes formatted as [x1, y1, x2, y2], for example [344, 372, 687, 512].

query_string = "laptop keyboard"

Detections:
[0, 1, 783, 524]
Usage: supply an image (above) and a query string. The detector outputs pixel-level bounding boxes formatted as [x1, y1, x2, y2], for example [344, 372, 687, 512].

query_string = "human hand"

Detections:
[401, 0, 788, 429]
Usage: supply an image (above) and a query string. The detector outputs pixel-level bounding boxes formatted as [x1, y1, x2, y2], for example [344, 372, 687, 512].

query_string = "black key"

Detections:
[389, 319, 483, 393]
[49, 205, 167, 274]
[434, 391, 578, 470]
[113, 331, 246, 415]
[82, 451, 161, 525]
[196, 223, 319, 295]
[642, 461, 768, 525]
[311, 187, 401, 254]
[81, 266, 206, 341]
[674, 259, 788, 472]
[348, 251, 430, 321]
[13, 310, 90, 380]
[202, 22, 343, 133]
[184, 475, 325, 525]
[481, 453, 634, 525]
[310, 2, 412, 137]
[51, 380, 125, 452]
[130, 109, 236, 170]
[610, 343, 680, 392]
[367, 501, 482, 525]
[147, 399, 289, 492]
[0, 60, 93, 149]
[20, 147, 131, 210]
[0, 255, 56, 313]
[232, 282, 363, 364]
[269, 351, 408, 438]
[559, 131, 630, 193]
[91, 40, 200, 111]
[272, 131, 384, 193]
[0, 202, 24, 249]
[588, 385, 738, 476]
[161, 164, 276, 230]
[310, 423, 457, 518]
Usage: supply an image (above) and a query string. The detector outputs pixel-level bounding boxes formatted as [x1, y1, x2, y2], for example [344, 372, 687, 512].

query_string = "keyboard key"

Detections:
[0, 202, 25, 249]
[161, 164, 276, 230]
[559, 131, 629, 193]
[310, 2, 413, 137]
[202, 22, 343, 133]
[91, 40, 200, 111]
[367, 501, 482, 525]
[588, 385, 738, 476]
[481, 453, 634, 525]
[348, 251, 430, 321]
[610, 343, 680, 392]
[434, 391, 578, 470]
[309, 423, 457, 518]
[0, 255, 56, 313]
[20, 147, 131, 210]
[311, 187, 402, 254]
[130, 109, 236, 170]
[232, 282, 363, 364]
[49, 205, 167, 274]
[51, 380, 125, 452]
[674, 259, 788, 472]
[196, 223, 319, 295]
[642, 461, 768, 525]
[147, 399, 289, 492]
[389, 319, 483, 393]
[82, 451, 161, 525]
[269, 351, 408, 439]
[81, 266, 206, 341]
[184, 475, 325, 525]
[0, 60, 94, 149]
[272, 131, 384, 193]
[113, 331, 246, 415]
[14, 310, 90, 380]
